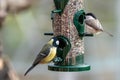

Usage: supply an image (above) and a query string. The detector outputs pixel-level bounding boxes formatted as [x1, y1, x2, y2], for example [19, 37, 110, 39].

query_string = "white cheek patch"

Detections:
[56, 40, 59, 45]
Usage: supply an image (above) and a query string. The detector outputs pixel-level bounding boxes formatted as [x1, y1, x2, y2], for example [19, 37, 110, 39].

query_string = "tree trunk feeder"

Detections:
[45, 0, 93, 72]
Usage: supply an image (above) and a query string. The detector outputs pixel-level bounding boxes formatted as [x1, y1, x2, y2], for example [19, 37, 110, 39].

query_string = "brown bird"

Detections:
[85, 13, 113, 37]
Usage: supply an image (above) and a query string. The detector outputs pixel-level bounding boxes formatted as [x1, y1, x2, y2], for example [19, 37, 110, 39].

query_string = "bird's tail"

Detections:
[104, 30, 114, 37]
[24, 64, 36, 76]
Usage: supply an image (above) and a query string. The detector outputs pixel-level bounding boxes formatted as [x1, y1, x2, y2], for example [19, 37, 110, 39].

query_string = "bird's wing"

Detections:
[32, 44, 52, 66]
[85, 18, 103, 31]
[96, 19, 103, 30]
[24, 44, 52, 76]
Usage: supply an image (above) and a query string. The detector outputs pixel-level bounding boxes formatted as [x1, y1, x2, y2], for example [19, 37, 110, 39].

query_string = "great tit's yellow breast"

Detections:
[40, 47, 56, 64]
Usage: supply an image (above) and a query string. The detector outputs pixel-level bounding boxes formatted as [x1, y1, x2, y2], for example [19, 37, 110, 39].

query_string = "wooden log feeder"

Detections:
[45, 0, 93, 72]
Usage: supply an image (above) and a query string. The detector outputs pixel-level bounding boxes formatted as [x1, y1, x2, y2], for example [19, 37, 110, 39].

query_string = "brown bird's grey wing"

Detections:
[85, 19, 102, 31]
[24, 44, 52, 76]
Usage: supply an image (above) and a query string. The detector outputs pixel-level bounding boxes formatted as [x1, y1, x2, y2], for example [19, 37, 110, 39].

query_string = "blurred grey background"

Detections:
[1, 0, 120, 80]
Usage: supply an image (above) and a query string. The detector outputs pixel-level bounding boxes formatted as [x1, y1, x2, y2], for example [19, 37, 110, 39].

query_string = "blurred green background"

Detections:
[1, 0, 120, 80]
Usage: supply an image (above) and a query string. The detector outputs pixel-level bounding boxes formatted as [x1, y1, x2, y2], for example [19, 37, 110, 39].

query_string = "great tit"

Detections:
[85, 13, 113, 37]
[24, 37, 59, 76]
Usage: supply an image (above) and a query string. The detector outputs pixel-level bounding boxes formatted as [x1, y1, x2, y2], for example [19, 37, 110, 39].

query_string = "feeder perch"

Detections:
[47, 0, 91, 72]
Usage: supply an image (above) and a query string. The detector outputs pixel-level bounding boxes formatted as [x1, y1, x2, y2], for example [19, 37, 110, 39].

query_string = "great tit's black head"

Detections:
[86, 13, 97, 19]
[49, 37, 59, 47]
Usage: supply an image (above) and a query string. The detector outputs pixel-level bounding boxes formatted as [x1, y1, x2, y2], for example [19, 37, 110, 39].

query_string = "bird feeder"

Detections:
[45, 0, 93, 72]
